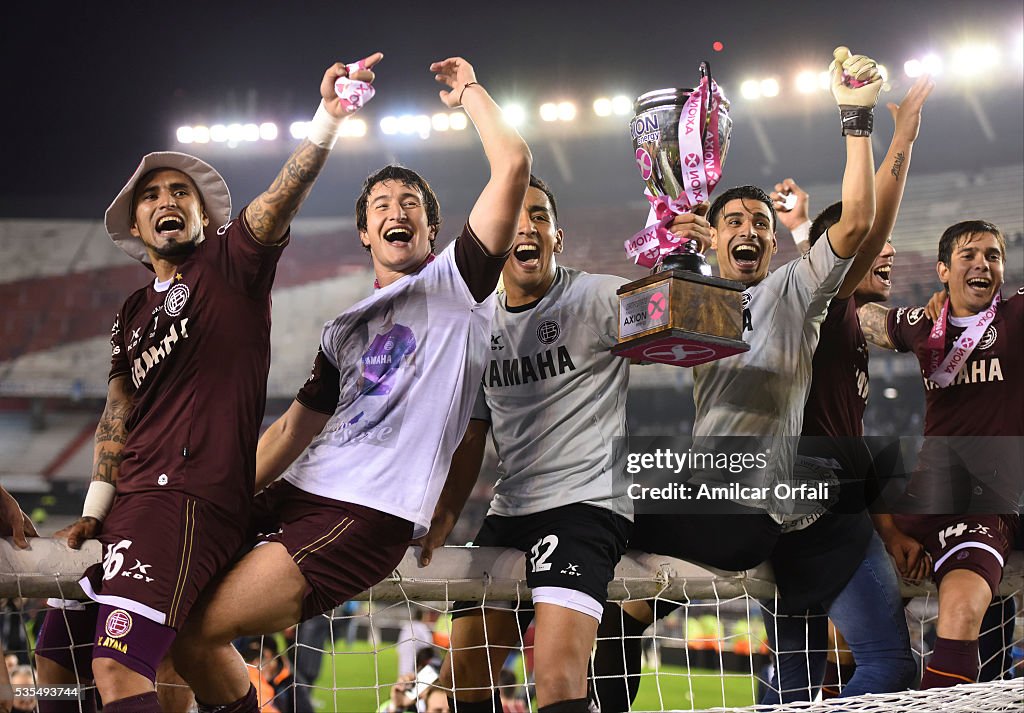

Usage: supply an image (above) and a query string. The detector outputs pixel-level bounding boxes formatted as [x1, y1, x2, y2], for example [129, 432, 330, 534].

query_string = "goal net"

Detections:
[1, 539, 1021, 712]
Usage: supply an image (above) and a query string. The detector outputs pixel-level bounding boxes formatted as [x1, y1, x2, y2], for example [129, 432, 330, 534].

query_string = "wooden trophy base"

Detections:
[612, 269, 750, 367]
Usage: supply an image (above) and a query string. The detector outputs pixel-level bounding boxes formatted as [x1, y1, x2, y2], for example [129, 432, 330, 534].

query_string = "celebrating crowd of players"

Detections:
[0, 40, 1020, 713]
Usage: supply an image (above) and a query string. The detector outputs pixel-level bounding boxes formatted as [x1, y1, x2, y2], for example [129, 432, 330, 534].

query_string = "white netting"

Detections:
[1, 540, 1021, 712]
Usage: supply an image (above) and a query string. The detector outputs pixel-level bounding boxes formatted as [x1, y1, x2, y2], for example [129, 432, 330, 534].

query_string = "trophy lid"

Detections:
[634, 88, 695, 113]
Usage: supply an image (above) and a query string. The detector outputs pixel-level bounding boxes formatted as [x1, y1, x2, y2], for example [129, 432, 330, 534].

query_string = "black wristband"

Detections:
[839, 106, 873, 136]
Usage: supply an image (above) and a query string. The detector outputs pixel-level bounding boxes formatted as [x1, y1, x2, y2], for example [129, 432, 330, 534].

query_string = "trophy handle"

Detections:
[699, 61, 713, 84]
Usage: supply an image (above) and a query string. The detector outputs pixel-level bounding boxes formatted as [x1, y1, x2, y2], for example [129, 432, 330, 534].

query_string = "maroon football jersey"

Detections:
[886, 287, 1023, 437]
[108, 212, 287, 514]
[803, 296, 868, 438]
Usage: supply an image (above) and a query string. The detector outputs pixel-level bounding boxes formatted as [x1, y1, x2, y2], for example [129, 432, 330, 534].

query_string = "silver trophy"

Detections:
[630, 62, 732, 273]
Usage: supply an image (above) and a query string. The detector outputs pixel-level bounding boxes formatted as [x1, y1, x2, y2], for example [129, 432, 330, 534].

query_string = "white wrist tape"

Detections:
[791, 219, 811, 246]
[82, 481, 116, 522]
[306, 100, 344, 150]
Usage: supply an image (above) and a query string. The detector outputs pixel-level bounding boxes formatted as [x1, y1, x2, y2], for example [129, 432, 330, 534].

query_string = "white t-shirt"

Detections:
[283, 241, 496, 537]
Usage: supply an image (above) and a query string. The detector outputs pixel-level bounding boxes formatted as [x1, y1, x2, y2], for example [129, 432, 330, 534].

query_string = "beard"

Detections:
[151, 229, 201, 259]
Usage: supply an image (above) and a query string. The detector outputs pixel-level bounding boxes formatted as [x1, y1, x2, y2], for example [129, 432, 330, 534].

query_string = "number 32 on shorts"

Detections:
[530, 534, 559, 573]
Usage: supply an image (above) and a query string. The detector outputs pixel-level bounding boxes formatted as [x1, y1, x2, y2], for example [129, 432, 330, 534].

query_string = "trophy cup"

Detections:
[613, 63, 750, 367]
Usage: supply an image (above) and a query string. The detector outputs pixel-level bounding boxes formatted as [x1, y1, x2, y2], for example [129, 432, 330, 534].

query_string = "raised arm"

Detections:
[836, 76, 934, 298]
[414, 418, 490, 566]
[55, 375, 133, 549]
[255, 400, 331, 493]
[857, 302, 895, 349]
[431, 57, 532, 256]
[246, 53, 383, 244]
[826, 47, 882, 259]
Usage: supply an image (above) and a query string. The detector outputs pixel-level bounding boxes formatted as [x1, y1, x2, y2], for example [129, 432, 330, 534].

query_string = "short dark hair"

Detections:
[708, 185, 777, 232]
[355, 165, 442, 252]
[937, 220, 1005, 267]
[528, 174, 558, 223]
[809, 201, 844, 247]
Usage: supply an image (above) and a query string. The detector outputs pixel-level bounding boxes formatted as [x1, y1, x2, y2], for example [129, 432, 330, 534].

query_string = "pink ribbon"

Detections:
[924, 293, 1000, 387]
[624, 77, 727, 268]
[335, 60, 375, 114]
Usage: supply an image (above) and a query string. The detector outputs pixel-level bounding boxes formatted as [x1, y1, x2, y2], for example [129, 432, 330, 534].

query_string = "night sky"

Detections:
[3, 0, 1022, 218]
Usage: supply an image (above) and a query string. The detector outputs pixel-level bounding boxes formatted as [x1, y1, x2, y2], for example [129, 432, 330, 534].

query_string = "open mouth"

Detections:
[156, 216, 185, 234]
[873, 265, 892, 287]
[731, 243, 760, 269]
[966, 276, 991, 291]
[513, 243, 541, 265]
[384, 227, 413, 244]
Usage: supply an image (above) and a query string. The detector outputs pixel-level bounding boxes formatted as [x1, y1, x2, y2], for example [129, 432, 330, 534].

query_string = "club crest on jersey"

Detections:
[978, 326, 997, 351]
[906, 307, 925, 325]
[164, 283, 190, 317]
[536, 320, 560, 345]
[105, 609, 132, 638]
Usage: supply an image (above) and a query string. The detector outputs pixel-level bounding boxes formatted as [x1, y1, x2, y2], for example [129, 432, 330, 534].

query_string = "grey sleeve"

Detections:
[582, 274, 629, 349]
[791, 228, 854, 315]
[471, 381, 492, 422]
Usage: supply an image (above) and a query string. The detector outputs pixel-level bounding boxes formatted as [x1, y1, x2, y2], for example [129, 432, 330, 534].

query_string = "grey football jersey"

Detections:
[474, 266, 632, 519]
[692, 233, 853, 521]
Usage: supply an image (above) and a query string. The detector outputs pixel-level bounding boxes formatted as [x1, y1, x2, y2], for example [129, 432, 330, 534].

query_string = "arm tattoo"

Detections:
[93, 394, 129, 484]
[246, 139, 331, 243]
[95, 398, 130, 446]
[890, 151, 906, 180]
[94, 449, 121, 485]
[858, 302, 895, 349]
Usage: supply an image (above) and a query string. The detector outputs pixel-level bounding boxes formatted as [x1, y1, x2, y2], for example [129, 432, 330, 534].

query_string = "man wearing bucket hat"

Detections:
[167, 55, 531, 713]
[34, 53, 383, 713]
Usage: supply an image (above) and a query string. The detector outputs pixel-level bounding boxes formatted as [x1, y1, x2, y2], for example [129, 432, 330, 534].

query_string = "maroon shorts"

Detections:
[252, 480, 414, 620]
[81, 490, 246, 629]
[893, 513, 1019, 595]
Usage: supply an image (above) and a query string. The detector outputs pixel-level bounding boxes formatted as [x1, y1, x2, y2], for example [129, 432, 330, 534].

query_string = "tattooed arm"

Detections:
[245, 53, 383, 244]
[837, 76, 935, 298]
[55, 375, 133, 549]
[858, 302, 895, 349]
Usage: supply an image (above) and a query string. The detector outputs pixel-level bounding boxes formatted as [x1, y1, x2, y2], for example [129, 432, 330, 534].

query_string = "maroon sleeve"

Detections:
[206, 208, 290, 298]
[295, 347, 341, 415]
[886, 306, 915, 353]
[108, 308, 129, 382]
[454, 222, 511, 302]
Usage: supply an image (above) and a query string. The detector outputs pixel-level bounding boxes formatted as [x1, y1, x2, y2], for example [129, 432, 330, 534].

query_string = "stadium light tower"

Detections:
[740, 79, 761, 100]
[951, 43, 1000, 77]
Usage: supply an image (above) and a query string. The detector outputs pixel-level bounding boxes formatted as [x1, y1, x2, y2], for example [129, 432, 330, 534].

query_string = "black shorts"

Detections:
[451, 503, 631, 619]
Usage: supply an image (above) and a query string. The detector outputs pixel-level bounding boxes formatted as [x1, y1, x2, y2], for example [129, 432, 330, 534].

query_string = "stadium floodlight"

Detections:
[176, 126, 194, 144]
[556, 101, 576, 121]
[209, 124, 228, 143]
[593, 97, 612, 117]
[611, 95, 632, 115]
[759, 78, 780, 98]
[739, 79, 761, 100]
[539, 102, 559, 122]
[883, 387, 899, 400]
[289, 121, 308, 139]
[951, 43, 999, 77]
[432, 112, 450, 132]
[502, 103, 526, 127]
[449, 112, 468, 130]
[794, 71, 819, 94]
[921, 53, 944, 76]
[877, 64, 889, 82]
[192, 125, 210, 144]
[380, 116, 399, 135]
[259, 122, 278, 141]
[226, 123, 244, 145]
[242, 123, 260, 142]
[904, 58, 923, 78]
[340, 118, 367, 138]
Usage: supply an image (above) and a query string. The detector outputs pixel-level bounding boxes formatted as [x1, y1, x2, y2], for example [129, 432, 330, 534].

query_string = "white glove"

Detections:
[830, 46, 883, 108]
